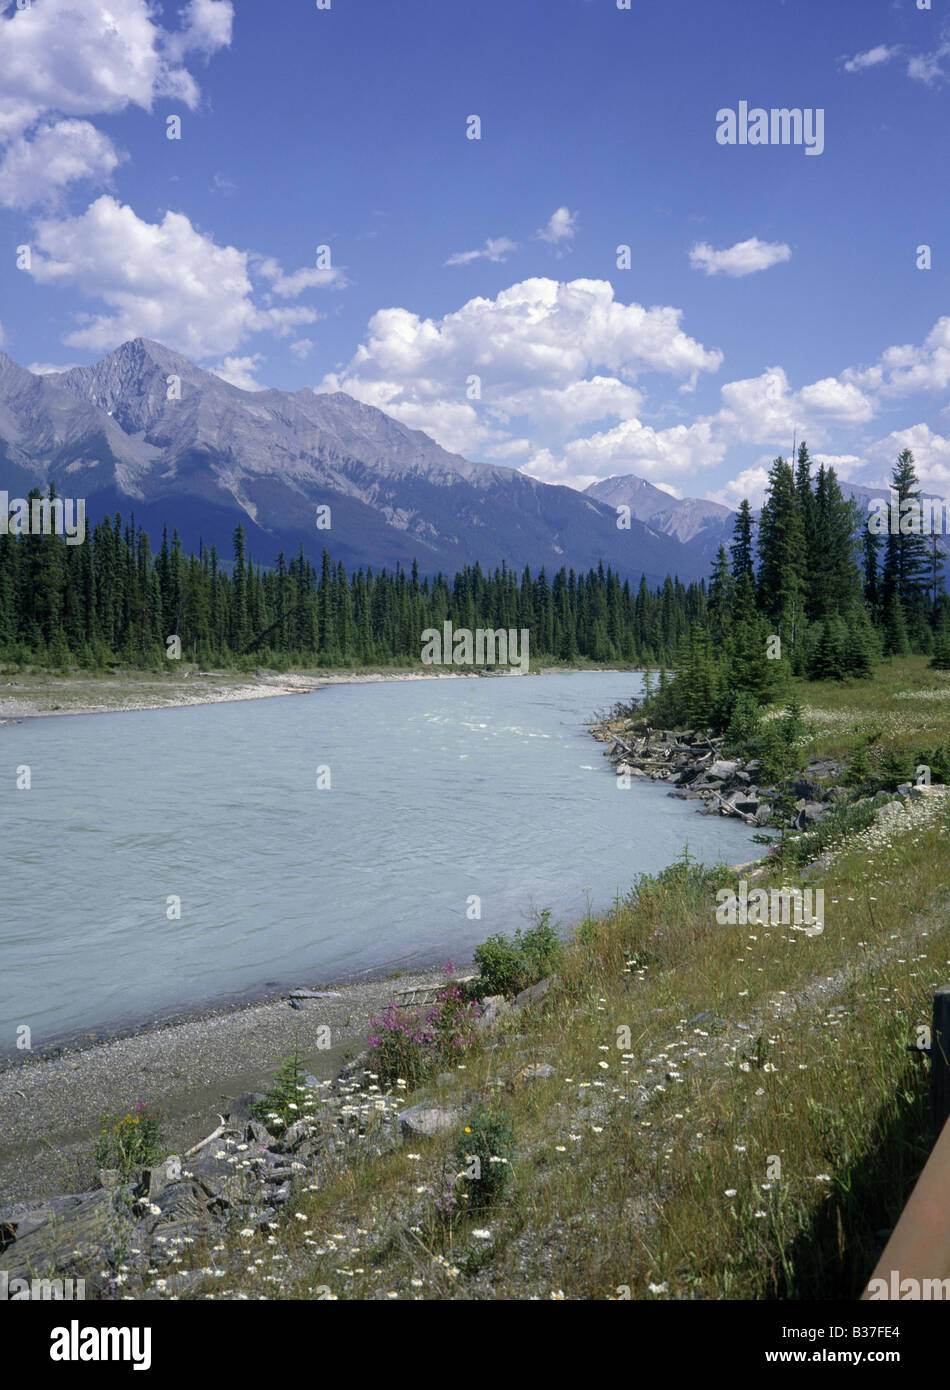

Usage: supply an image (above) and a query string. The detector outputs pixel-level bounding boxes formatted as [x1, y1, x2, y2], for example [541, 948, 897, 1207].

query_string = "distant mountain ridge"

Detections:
[4, 340, 941, 582]
[0, 340, 711, 585]
[584, 474, 735, 566]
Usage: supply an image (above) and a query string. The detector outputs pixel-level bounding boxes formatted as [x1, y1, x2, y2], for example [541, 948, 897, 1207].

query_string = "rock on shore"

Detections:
[589, 716, 845, 831]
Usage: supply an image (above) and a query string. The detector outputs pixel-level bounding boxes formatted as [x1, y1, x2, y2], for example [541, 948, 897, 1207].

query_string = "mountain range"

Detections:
[0, 339, 710, 586]
[1, 338, 940, 584]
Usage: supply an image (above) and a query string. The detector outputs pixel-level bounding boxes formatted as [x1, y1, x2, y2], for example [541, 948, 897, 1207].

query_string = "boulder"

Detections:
[804, 758, 842, 782]
[3, 1189, 118, 1291]
[477, 995, 511, 1031]
[511, 1063, 556, 1086]
[228, 1092, 268, 1125]
[137, 1155, 182, 1200]
[708, 760, 739, 779]
[513, 975, 556, 1011]
[397, 1105, 461, 1139]
[795, 803, 826, 830]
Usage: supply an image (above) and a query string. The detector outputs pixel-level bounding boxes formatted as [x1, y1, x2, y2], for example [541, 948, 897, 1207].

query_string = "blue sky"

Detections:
[1, 0, 949, 507]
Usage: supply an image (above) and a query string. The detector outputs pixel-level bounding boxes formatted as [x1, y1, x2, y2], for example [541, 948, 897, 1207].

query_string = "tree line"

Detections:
[0, 488, 708, 670]
[645, 444, 950, 731]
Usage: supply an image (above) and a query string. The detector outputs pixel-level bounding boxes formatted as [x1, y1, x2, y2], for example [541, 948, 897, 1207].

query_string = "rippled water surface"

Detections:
[0, 673, 755, 1048]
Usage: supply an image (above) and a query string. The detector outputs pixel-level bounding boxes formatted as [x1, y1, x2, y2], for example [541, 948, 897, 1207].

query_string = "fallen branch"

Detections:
[185, 1117, 230, 1157]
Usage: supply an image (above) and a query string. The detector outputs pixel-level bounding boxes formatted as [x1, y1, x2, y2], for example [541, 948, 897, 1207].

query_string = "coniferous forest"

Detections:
[2, 446, 948, 688]
[645, 445, 950, 730]
[0, 489, 705, 669]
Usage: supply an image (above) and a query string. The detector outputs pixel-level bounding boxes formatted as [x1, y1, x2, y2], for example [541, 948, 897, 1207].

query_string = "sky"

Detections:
[1, 0, 949, 509]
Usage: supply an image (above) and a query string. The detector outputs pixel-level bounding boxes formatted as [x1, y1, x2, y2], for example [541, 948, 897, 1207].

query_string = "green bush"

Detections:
[93, 1101, 165, 1180]
[472, 910, 560, 998]
[454, 1104, 515, 1209]
[251, 1041, 312, 1133]
[724, 690, 761, 750]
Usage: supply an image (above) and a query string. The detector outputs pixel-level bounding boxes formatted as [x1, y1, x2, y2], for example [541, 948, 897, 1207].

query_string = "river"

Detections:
[0, 672, 755, 1052]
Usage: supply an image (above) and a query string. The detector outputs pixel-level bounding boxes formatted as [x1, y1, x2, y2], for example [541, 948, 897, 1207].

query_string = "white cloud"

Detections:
[843, 317, 950, 397]
[798, 377, 875, 422]
[0, 119, 122, 210]
[290, 338, 314, 360]
[689, 237, 791, 278]
[316, 277, 722, 461]
[164, 0, 234, 60]
[536, 207, 577, 249]
[444, 236, 518, 267]
[715, 367, 875, 446]
[708, 465, 771, 510]
[210, 354, 266, 391]
[0, 0, 232, 210]
[26, 196, 316, 358]
[542, 418, 725, 490]
[0, 0, 233, 139]
[486, 377, 644, 431]
[27, 361, 81, 375]
[843, 45, 899, 73]
[254, 255, 348, 297]
[866, 424, 950, 490]
[908, 42, 950, 86]
[810, 453, 865, 472]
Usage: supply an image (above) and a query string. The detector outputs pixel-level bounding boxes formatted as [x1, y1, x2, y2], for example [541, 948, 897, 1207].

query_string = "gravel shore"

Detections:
[0, 965, 451, 1205]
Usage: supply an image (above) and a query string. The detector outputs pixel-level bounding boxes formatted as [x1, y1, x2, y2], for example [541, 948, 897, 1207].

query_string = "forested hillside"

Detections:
[0, 491, 706, 669]
[645, 445, 950, 730]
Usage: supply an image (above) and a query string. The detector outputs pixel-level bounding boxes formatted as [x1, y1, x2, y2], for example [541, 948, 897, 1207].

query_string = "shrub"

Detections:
[472, 909, 560, 998]
[93, 1100, 165, 1180]
[725, 690, 761, 750]
[251, 1040, 312, 1133]
[368, 967, 481, 1089]
[454, 1105, 515, 1209]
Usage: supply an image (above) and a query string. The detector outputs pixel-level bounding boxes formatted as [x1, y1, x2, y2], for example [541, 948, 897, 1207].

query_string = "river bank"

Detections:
[0, 663, 638, 724]
[0, 964, 453, 1206]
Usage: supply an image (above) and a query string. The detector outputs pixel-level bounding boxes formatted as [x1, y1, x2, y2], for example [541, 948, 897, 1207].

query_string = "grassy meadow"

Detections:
[99, 655, 948, 1302]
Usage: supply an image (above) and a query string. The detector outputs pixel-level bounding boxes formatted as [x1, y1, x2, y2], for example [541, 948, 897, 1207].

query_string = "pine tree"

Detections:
[730, 499, 755, 583]
[757, 457, 806, 648]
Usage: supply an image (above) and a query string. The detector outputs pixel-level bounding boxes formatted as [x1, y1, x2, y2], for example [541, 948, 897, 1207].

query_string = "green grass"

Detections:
[113, 655, 950, 1301]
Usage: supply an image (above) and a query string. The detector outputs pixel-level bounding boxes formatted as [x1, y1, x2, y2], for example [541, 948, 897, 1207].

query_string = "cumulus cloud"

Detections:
[164, 0, 234, 60]
[0, 0, 232, 207]
[865, 424, 950, 490]
[536, 207, 577, 249]
[27, 361, 81, 375]
[210, 354, 266, 391]
[689, 237, 791, 278]
[843, 45, 899, 73]
[26, 196, 316, 358]
[843, 317, 950, 397]
[316, 276, 722, 460]
[290, 338, 314, 360]
[526, 418, 725, 491]
[708, 465, 772, 510]
[444, 236, 518, 267]
[0, 119, 123, 210]
[715, 367, 875, 447]
[0, 0, 233, 130]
